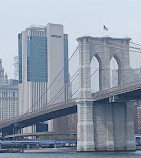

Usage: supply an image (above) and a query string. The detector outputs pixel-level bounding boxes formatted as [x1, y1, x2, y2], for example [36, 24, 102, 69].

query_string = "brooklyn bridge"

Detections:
[1, 36, 141, 151]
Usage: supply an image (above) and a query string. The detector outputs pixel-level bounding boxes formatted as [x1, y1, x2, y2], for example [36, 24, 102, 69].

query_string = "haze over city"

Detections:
[0, 0, 141, 78]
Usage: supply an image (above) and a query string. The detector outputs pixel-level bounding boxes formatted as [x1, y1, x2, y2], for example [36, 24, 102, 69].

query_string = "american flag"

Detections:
[104, 25, 108, 31]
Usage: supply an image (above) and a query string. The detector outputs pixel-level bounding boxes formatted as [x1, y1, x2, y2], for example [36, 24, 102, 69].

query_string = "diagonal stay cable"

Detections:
[91, 68, 99, 78]
[50, 70, 79, 105]
[50, 67, 100, 105]
[16, 46, 79, 123]
[68, 88, 79, 100]
[16, 71, 79, 126]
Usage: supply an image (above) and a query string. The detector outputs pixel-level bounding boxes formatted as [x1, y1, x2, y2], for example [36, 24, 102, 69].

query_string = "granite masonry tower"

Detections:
[77, 36, 136, 151]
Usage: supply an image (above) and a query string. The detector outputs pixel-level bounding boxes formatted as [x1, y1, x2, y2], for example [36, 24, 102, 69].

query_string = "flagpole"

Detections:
[103, 25, 106, 37]
[103, 25, 109, 37]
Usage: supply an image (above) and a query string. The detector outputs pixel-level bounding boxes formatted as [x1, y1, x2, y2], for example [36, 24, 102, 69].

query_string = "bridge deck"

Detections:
[0, 80, 141, 133]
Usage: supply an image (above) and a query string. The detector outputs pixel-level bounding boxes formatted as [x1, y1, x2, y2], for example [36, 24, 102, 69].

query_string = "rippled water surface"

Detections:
[0, 151, 141, 158]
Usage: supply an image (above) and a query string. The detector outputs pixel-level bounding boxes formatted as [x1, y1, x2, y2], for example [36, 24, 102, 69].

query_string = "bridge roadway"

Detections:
[0, 80, 141, 135]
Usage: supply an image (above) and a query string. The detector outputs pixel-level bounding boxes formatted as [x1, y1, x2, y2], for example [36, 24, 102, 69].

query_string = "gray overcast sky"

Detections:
[0, 0, 141, 78]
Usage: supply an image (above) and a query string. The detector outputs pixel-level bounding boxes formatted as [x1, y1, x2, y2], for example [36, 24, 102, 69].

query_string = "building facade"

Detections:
[18, 23, 74, 133]
[0, 59, 19, 121]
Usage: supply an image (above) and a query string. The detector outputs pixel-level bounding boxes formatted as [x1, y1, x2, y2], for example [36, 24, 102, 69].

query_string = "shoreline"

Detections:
[1, 146, 141, 153]
[24, 147, 76, 153]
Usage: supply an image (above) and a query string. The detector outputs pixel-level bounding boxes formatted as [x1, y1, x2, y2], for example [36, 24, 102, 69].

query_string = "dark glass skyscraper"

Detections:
[18, 27, 48, 83]
[27, 36, 47, 82]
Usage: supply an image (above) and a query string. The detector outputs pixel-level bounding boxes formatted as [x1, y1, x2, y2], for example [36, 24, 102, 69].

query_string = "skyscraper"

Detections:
[18, 23, 70, 133]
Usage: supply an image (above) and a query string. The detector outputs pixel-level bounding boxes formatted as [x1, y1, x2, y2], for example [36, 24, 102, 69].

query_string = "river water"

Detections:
[0, 151, 141, 158]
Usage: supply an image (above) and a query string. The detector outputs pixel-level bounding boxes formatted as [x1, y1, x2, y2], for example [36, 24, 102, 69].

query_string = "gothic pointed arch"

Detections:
[90, 53, 102, 92]
[110, 54, 121, 87]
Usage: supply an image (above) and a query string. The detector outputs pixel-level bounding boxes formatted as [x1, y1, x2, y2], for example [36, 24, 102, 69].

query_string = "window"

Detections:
[13, 92, 15, 98]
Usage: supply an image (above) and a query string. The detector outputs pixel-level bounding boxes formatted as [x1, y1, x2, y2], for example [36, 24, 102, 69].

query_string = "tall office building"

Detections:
[0, 59, 19, 121]
[18, 23, 71, 133]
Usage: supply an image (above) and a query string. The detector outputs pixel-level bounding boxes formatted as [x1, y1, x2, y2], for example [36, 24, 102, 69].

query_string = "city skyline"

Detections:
[1, 0, 141, 78]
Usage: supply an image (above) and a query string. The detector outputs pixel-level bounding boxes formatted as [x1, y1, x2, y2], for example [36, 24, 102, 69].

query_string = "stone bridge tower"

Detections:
[77, 36, 136, 151]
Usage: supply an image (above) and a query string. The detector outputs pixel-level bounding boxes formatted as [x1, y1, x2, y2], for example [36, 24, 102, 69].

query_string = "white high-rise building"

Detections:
[18, 23, 70, 133]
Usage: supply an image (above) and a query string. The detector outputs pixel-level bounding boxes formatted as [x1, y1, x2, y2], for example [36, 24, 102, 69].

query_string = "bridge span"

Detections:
[0, 79, 141, 137]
